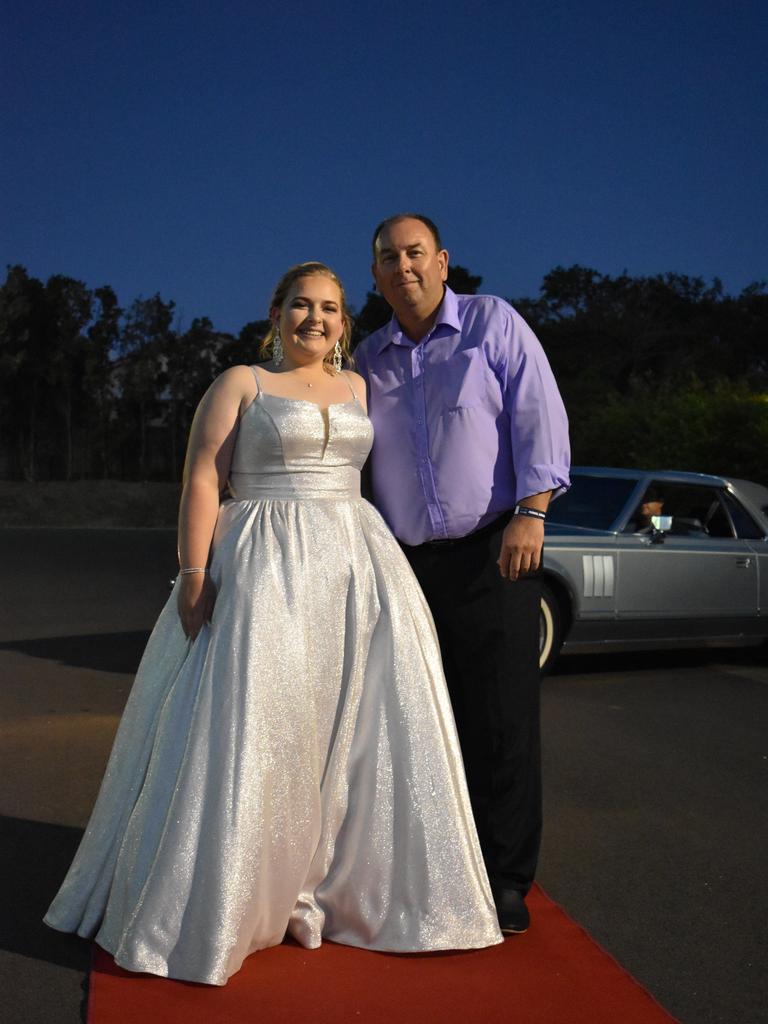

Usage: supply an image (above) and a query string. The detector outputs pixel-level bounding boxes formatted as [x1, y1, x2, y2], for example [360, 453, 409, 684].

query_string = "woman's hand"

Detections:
[177, 573, 217, 640]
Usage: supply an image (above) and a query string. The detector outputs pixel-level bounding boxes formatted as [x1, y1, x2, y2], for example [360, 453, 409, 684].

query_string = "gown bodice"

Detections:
[228, 393, 374, 502]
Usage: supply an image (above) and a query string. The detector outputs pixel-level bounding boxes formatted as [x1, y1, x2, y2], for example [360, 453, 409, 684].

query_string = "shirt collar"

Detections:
[375, 286, 462, 353]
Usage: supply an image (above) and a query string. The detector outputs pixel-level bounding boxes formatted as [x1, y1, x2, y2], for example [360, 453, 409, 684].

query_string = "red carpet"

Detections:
[88, 885, 679, 1023]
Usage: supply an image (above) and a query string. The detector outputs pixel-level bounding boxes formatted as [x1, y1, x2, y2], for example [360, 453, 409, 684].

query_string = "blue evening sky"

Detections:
[2, 0, 766, 334]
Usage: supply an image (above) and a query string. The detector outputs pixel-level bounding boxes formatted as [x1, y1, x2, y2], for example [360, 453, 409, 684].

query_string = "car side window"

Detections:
[721, 492, 765, 540]
[663, 484, 723, 537]
[702, 496, 734, 538]
[549, 476, 639, 531]
[629, 482, 735, 538]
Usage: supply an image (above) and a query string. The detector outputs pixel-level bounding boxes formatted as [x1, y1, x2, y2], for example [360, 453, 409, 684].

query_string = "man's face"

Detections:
[372, 218, 448, 322]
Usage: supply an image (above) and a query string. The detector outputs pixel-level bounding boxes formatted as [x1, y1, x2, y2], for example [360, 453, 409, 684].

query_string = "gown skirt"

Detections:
[44, 379, 502, 985]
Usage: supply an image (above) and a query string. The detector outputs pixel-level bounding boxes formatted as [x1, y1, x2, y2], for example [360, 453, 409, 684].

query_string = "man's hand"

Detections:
[497, 516, 545, 580]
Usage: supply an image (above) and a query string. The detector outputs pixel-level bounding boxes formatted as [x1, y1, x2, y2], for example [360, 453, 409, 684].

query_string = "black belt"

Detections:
[404, 512, 512, 550]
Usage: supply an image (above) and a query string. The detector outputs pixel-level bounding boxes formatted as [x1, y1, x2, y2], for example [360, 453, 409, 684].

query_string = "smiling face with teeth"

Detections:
[272, 274, 345, 367]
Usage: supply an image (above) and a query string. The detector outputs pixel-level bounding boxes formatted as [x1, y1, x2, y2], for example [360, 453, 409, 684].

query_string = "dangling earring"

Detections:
[332, 340, 343, 373]
[272, 329, 283, 366]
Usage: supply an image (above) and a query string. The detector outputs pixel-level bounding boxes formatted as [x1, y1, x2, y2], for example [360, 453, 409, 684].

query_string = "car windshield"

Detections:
[548, 476, 639, 530]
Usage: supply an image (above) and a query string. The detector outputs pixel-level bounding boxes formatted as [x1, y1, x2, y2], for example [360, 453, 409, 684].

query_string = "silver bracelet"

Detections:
[512, 504, 546, 521]
[178, 567, 208, 575]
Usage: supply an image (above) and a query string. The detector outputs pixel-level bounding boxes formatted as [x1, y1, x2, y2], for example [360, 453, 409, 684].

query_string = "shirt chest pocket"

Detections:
[433, 348, 494, 410]
[374, 365, 409, 408]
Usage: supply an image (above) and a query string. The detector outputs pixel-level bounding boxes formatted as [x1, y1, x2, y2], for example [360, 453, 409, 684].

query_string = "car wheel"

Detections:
[539, 583, 563, 674]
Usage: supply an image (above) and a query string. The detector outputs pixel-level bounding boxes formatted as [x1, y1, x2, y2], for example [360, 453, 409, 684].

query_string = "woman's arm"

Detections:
[176, 367, 254, 639]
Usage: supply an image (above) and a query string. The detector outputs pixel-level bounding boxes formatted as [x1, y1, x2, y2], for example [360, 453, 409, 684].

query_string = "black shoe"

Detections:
[494, 888, 530, 934]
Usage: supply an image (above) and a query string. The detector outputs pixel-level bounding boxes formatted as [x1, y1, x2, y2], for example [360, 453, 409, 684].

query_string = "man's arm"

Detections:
[494, 304, 570, 580]
[497, 490, 551, 580]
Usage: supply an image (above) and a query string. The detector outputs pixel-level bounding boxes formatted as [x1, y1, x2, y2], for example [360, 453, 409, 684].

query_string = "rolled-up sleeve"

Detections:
[500, 309, 571, 503]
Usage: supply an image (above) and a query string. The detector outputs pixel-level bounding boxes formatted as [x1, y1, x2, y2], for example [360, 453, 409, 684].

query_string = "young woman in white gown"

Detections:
[44, 262, 502, 985]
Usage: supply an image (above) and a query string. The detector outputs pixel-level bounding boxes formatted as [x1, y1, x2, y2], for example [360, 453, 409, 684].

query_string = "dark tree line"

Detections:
[1, 262, 766, 484]
[0, 265, 270, 481]
[513, 267, 768, 481]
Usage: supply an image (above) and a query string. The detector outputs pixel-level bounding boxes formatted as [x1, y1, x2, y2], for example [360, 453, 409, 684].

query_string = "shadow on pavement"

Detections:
[5, 632, 764, 680]
[0, 632, 150, 674]
[1, 815, 90, 972]
[549, 643, 767, 677]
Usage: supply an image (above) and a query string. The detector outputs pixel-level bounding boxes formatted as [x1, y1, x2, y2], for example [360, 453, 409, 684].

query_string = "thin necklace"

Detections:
[301, 371, 328, 389]
[278, 362, 327, 388]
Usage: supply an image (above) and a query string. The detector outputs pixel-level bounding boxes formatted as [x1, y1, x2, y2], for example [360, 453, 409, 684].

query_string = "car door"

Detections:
[723, 488, 768, 621]
[615, 482, 758, 638]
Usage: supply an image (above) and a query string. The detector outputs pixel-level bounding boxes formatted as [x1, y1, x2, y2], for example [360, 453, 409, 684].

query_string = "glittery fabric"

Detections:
[44, 390, 502, 985]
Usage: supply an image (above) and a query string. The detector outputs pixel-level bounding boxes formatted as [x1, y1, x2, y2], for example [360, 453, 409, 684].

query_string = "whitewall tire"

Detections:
[539, 583, 563, 674]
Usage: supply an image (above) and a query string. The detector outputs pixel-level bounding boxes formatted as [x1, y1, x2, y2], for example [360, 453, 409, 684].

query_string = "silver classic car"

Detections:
[540, 467, 768, 671]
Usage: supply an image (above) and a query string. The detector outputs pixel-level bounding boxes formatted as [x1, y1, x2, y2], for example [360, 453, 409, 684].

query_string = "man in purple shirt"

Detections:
[354, 214, 570, 934]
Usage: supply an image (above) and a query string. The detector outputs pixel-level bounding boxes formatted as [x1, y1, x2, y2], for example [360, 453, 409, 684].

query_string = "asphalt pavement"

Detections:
[1, 528, 766, 1024]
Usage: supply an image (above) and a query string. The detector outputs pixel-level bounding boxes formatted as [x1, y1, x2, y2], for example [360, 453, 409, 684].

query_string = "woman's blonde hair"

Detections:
[260, 262, 354, 372]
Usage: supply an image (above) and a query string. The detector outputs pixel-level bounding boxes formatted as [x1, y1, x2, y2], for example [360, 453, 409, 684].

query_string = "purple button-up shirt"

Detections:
[354, 287, 570, 545]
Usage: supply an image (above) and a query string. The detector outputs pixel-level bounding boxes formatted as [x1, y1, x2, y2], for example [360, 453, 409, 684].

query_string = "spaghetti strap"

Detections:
[341, 370, 358, 403]
[248, 365, 263, 396]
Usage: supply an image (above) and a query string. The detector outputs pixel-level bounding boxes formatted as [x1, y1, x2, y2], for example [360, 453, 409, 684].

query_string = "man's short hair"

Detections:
[642, 485, 663, 503]
[371, 213, 443, 259]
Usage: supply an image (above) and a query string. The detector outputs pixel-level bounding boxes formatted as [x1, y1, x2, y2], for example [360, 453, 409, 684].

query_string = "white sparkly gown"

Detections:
[44, 368, 502, 985]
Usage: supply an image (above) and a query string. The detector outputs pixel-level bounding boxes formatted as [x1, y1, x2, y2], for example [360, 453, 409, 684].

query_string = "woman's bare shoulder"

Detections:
[343, 370, 368, 407]
[204, 364, 257, 396]
[216, 364, 258, 385]
[191, 365, 258, 419]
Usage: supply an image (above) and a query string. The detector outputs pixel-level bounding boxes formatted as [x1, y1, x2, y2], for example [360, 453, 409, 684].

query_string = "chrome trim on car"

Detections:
[582, 554, 615, 597]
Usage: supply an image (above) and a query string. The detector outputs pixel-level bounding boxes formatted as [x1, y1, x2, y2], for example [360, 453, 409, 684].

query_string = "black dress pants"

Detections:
[401, 516, 542, 895]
